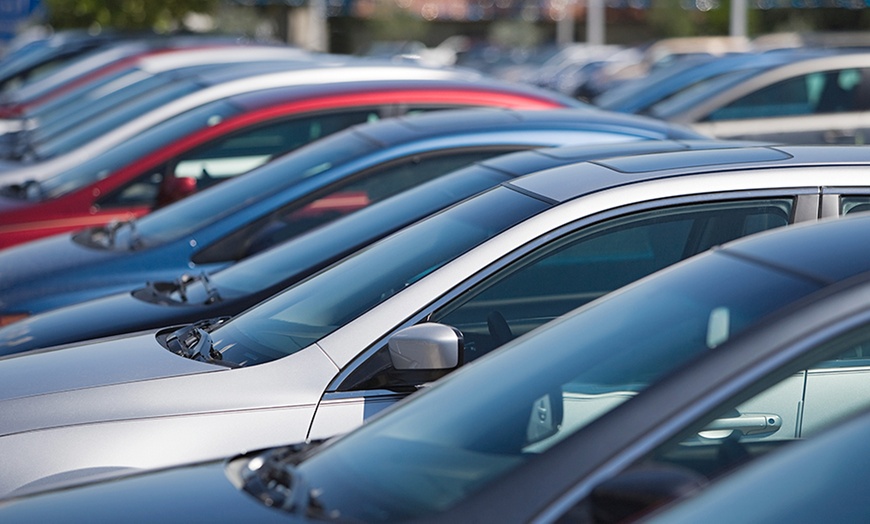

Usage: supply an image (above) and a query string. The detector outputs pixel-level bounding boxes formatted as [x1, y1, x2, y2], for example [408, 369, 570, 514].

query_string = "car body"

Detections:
[593, 50, 825, 115]
[0, 139, 752, 353]
[0, 61, 581, 250]
[5, 190, 870, 520]
[650, 51, 870, 144]
[0, 106, 686, 324]
[0, 145, 869, 496]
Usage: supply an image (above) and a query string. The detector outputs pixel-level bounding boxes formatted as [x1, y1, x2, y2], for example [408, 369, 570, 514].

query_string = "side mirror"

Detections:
[388, 323, 463, 371]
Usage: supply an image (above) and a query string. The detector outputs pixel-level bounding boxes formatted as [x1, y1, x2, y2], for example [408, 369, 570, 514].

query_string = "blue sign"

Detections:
[0, 0, 41, 41]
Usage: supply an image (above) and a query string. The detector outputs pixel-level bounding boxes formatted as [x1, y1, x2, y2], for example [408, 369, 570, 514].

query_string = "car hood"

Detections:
[0, 332, 222, 437]
[0, 233, 118, 295]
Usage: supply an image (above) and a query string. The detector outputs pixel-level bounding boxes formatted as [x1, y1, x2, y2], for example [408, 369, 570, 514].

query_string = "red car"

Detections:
[0, 64, 579, 249]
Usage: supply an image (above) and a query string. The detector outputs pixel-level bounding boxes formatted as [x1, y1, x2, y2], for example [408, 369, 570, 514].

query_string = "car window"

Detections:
[841, 195, 870, 216]
[171, 110, 381, 182]
[341, 198, 794, 392]
[569, 323, 870, 523]
[191, 147, 526, 264]
[96, 110, 381, 209]
[706, 68, 866, 121]
[431, 199, 793, 362]
[41, 99, 242, 200]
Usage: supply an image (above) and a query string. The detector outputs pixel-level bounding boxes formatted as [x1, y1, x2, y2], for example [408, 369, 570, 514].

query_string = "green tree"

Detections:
[42, 0, 219, 31]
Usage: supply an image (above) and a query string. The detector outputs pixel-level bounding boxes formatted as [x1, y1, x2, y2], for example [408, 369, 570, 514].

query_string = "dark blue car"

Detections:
[0, 107, 701, 325]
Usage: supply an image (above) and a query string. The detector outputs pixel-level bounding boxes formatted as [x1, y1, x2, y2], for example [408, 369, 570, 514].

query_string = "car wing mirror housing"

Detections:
[387, 323, 464, 386]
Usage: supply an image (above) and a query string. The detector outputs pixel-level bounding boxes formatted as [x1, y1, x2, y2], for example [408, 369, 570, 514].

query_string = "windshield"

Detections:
[211, 165, 512, 296]
[123, 130, 379, 248]
[28, 76, 204, 160]
[39, 99, 241, 199]
[288, 250, 823, 521]
[208, 187, 549, 366]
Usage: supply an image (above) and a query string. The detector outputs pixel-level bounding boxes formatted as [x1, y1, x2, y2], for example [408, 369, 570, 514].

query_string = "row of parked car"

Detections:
[0, 29, 869, 522]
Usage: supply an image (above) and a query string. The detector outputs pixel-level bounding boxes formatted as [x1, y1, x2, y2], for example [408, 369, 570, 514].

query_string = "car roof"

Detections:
[508, 144, 870, 203]
[353, 106, 699, 146]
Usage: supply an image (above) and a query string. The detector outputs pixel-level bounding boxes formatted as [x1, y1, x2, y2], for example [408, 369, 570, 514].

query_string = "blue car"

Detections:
[0, 107, 701, 325]
[0, 139, 751, 353]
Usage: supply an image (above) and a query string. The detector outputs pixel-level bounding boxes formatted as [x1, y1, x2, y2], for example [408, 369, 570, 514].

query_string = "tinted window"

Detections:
[706, 69, 865, 121]
[432, 199, 793, 361]
[841, 195, 870, 216]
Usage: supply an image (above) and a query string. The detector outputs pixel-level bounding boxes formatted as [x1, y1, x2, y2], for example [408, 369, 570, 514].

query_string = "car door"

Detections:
[308, 194, 812, 439]
[693, 67, 870, 144]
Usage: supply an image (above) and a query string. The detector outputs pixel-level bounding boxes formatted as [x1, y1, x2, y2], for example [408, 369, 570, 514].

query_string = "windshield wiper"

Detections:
[0, 179, 43, 201]
[167, 317, 236, 368]
[174, 272, 221, 304]
[241, 446, 336, 519]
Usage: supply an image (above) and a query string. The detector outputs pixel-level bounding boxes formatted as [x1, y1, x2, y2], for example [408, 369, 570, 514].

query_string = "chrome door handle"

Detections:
[699, 413, 782, 439]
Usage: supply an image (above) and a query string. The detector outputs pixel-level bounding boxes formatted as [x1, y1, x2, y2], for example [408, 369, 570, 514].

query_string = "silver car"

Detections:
[650, 52, 870, 144]
[3, 144, 870, 497]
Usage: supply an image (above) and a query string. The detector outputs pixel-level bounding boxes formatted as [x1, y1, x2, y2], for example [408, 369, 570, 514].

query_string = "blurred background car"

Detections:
[0, 44, 313, 159]
[0, 106, 692, 325]
[592, 49, 829, 115]
[4, 200, 870, 520]
[0, 59, 580, 249]
[0, 144, 867, 497]
[647, 51, 870, 144]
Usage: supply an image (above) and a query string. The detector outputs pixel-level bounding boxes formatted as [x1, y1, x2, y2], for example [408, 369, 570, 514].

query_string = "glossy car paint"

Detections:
[0, 145, 867, 497]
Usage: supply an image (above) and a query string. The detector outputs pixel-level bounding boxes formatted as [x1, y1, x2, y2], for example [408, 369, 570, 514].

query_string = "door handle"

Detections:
[698, 413, 782, 440]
